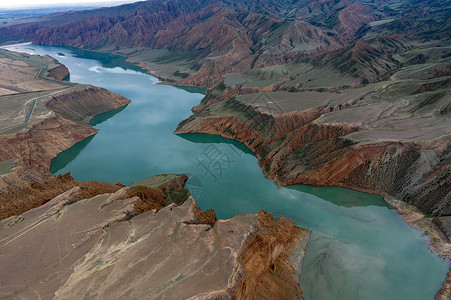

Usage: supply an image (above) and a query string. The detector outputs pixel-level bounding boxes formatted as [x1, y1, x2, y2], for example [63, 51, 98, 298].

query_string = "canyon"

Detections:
[0, 47, 311, 299]
[4, 0, 446, 220]
[172, 41, 451, 295]
[0, 172, 310, 299]
[0, 0, 449, 298]
[0, 48, 131, 219]
[19, 43, 447, 299]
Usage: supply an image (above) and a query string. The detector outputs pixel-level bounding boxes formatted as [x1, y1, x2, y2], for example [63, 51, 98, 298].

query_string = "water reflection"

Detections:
[286, 185, 389, 208]
[50, 135, 95, 174]
[177, 133, 254, 155]
[7, 43, 448, 300]
[90, 105, 129, 126]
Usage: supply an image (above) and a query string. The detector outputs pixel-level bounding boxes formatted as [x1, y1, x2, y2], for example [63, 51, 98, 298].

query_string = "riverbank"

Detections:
[47, 42, 451, 297]
[80, 43, 451, 298]
[384, 196, 451, 299]
[7, 43, 449, 299]
[0, 0, 448, 296]
[0, 172, 311, 299]
[0, 48, 131, 219]
[0, 46, 313, 299]
[174, 107, 451, 298]
[172, 60, 451, 297]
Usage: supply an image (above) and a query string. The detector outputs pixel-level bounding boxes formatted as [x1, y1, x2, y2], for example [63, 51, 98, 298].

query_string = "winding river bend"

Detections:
[7, 44, 449, 300]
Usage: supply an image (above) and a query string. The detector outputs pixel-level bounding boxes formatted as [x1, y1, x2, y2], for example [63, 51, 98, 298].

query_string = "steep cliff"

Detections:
[46, 58, 70, 81]
[0, 180, 310, 299]
[0, 117, 97, 175]
[175, 92, 450, 299]
[0, 85, 130, 177]
[46, 86, 131, 123]
[2, 0, 447, 87]
[233, 210, 310, 299]
[176, 76, 451, 216]
[0, 54, 131, 221]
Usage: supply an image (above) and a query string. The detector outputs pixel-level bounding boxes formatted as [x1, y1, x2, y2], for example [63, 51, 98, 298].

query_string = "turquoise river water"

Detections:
[6, 44, 449, 300]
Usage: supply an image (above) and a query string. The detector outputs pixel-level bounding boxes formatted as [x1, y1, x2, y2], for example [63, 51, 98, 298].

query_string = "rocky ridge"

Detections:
[0, 0, 399, 86]
[175, 87, 450, 216]
[174, 45, 451, 297]
[46, 86, 131, 123]
[0, 0, 449, 296]
[0, 52, 131, 221]
[0, 175, 310, 299]
[0, 49, 311, 299]
[46, 58, 70, 81]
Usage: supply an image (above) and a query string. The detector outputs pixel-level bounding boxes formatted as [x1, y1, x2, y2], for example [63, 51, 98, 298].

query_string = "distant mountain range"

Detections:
[1, 0, 450, 234]
[1, 0, 449, 86]
[0, 2, 450, 298]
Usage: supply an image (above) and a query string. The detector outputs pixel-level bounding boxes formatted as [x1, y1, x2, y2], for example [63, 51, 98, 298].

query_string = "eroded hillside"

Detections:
[0, 174, 310, 299]
[0, 49, 130, 219]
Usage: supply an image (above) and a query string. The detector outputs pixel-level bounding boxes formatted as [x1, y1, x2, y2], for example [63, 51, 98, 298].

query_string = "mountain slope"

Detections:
[3, 0, 429, 85]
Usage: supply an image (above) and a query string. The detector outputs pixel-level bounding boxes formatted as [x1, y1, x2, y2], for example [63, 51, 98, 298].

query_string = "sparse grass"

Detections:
[88, 259, 103, 271]
[225, 62, 357, 89]
[128, 236, 138, 244]
[127, 49, 200, 82]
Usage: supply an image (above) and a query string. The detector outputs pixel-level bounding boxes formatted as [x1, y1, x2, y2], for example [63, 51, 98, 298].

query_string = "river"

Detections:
[6, 43, 449, 300]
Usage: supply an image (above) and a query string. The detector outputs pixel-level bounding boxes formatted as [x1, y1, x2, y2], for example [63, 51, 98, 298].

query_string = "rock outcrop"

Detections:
[2, 0, 447, 87]
[46, 86, 131, 123]
[0, 179, 310, 299]
[0, 117, 97, 175]
[0, 0, 345, 86]
[175, 92, 451, 216]
[0, 63, 131, 220]
[176, 89, 450, 299]
[46, 58, 70, 81]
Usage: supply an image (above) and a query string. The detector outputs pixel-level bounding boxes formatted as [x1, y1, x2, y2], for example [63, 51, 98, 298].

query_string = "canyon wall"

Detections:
[46, 86, 131, 123]
[46, 59, 70, 81]
[0, 86, 131, 220]
[0, 38, 313, 300]
[176, 98, 451, 216]
[0, 179, 310, 299]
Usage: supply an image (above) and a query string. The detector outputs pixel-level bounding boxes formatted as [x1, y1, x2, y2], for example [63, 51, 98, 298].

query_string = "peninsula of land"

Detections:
[0, 47, 311, 299]
[0, 0, 450, 297]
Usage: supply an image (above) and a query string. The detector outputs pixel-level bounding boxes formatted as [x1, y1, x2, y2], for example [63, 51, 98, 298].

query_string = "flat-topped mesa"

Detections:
[0, 86, 131, 177]
[0, 53, 132, 221]
[0, 175, 310, 300]
[0, 50, 131, 177]
[46, 58, 70, 81]
[46, 86, 131, 124]
[0, 117, 97, 175]
[175, 85, 451, 216]
[233, 210, 310, 299]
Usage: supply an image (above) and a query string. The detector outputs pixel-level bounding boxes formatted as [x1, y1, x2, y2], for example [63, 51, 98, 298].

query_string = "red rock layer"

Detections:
[232, 211, 310, 299]
[0, 173, 123, 220]
[176, 100, 451, 216]
[0, 86, 131, 220]
[0, 117, 97, 174]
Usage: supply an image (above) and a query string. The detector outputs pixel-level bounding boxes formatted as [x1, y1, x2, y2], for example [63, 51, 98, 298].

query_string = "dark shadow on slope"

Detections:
[90, 104, 128, 126]
[50, 134, 96, 174]
[286, 184, 390, 208]
[177, 133, 255, 156]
